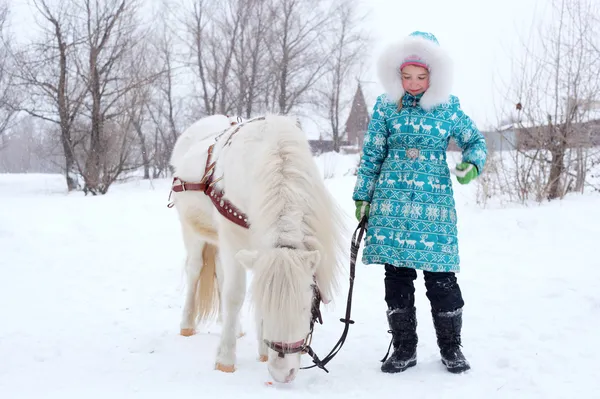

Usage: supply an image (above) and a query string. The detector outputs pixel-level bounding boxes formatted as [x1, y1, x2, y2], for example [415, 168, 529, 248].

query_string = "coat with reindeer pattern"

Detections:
[352, 30, 487, 272]
[352, 90, 487, 272]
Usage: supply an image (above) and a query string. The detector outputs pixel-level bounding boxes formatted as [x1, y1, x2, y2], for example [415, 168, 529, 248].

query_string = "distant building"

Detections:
[344, 82, 370, 149]
[492, 119, 600, 151]
[308, 82, 370, 155]
[310, 83, 579, 155]
[492, 99, 600, 150]
[308, 139, 350, 154]
[447, 129, 517, 152]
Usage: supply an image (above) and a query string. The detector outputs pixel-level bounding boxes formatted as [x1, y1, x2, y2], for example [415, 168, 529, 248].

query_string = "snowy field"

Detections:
[1, 153, 599, 399]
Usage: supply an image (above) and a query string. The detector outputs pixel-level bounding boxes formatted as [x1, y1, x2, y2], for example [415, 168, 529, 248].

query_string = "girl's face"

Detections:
[401, 65, 430, 95]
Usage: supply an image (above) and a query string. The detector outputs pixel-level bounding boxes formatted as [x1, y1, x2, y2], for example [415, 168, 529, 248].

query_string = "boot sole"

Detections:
[381, 358, 417, 373]
[441, 359, 470, 374]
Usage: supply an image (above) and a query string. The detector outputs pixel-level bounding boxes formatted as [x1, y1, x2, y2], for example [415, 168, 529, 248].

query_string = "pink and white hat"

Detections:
[376, 30, 453, 110]
[400, 54, 430, 71]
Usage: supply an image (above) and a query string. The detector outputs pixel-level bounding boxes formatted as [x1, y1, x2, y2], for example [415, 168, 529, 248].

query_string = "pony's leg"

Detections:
[257, 317, 268, 362]
[215, 240, 246, 372]
[215, 256, 244, 338]
[179, 225, 205, 336]
[179, 223, 220, 336]
[180, 252, 200, 336]
[215, 257, 224, 325]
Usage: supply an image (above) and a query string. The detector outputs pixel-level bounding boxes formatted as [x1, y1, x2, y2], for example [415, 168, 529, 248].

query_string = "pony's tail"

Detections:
[194, 243, 220, 323]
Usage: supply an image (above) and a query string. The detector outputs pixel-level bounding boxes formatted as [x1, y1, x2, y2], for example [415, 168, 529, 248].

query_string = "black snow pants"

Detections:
[383, 264, 464, 312]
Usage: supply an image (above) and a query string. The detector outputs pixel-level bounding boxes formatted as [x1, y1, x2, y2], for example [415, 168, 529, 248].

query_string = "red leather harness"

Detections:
[167, 118, 262, 229]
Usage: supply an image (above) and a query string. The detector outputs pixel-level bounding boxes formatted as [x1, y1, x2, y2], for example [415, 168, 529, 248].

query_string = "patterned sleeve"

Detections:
[352, 95, 390, 202]
[449, 96, 487, 174]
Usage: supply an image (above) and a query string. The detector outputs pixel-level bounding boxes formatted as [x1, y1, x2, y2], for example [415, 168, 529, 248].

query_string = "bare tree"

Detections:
[500, 0, 600, 201]
[74, 0, 152, 194]
[124, 42, 153, 180]
[183, 0, 245, 116]
[264, 0, 331, 114]
[319, 0, 370, 152]
[143, 6, 188, 178]
[0, 1, 16, 148]
[231, 0, 270, 118]
[178, 0, 356, 121]
[10, 0, 86, 190]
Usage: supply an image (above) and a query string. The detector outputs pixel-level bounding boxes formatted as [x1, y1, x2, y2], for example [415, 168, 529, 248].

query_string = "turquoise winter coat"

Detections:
[352, 92, 487, 272]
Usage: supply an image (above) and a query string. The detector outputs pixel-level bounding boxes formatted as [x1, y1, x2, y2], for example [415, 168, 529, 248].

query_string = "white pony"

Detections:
[169, 114, 348, 383]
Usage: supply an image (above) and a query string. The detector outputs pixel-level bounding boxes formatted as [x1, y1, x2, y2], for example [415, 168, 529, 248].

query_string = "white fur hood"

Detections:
[376, 31, 453, 111]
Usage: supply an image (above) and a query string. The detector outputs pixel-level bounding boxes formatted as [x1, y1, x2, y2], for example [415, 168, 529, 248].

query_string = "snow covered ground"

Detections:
[1, 155, 599, 399]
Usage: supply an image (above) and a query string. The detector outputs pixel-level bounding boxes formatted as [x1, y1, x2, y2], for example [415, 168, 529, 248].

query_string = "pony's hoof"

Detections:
[258, 355, 268, 362]
[180, 328, 195, 337]
[215, 363, 236, 373]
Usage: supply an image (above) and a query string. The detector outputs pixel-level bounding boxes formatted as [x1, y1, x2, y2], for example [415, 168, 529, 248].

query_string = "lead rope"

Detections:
[301, 216, 368, 372]
[380, 333, 394, 363]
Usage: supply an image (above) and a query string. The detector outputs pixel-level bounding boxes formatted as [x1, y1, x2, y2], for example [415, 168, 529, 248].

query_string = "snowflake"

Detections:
[425, 205, 440, 221]
[373, 134, 386, 147]
[367, 180, 375, 193]
[410, 204, 423, 218]
[356, 176, 365, 189]
[450, 209, 457, 223]
[474, 149, 486, 160]
[440, 208, 448, 221]
[363, 134, 371, 145]
[402, 203, 411, 217]
[461, 130, 472, 143]
[380, 200, 393, 216]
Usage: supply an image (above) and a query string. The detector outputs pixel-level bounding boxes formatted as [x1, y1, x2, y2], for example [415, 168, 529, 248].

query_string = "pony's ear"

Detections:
[235, 249, 259, 270]
[304, 250, 321, 273]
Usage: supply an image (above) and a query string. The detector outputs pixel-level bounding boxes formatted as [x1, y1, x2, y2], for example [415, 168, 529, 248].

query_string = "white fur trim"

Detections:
[376, 35, 453, 110]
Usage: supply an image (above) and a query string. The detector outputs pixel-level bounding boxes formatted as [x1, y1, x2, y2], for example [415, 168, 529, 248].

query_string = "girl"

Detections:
[353, 31, 486, 374]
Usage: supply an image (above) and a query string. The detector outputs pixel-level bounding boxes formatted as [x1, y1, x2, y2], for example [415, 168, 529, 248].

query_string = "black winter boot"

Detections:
[432, 308, 470, 373]
[380, 307, 418, 373]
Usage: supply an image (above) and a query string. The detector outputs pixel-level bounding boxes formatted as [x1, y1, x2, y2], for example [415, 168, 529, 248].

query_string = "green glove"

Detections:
[454, 162, 478, 184]
[355, 201, 370, 221]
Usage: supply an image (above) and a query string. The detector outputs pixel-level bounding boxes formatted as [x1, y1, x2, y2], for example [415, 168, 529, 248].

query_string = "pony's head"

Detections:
[236, 247, 321, 383]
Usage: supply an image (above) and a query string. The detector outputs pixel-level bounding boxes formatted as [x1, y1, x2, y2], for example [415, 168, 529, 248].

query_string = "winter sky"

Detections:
[362, 0, 547, 130]
[10, 0, 547, 131]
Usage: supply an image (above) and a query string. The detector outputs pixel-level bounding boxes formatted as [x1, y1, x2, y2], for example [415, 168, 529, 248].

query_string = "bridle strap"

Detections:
[300, 216, 367, 372]
[265, 339, 307, 358]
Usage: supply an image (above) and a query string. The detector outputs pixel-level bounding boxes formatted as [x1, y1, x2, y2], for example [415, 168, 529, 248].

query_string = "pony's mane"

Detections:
[249, 248, 315, 341]
[247, 115, 349, 326]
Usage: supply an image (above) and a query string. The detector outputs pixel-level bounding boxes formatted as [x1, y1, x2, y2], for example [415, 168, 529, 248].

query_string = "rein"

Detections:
[297, 216, 368, 373]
